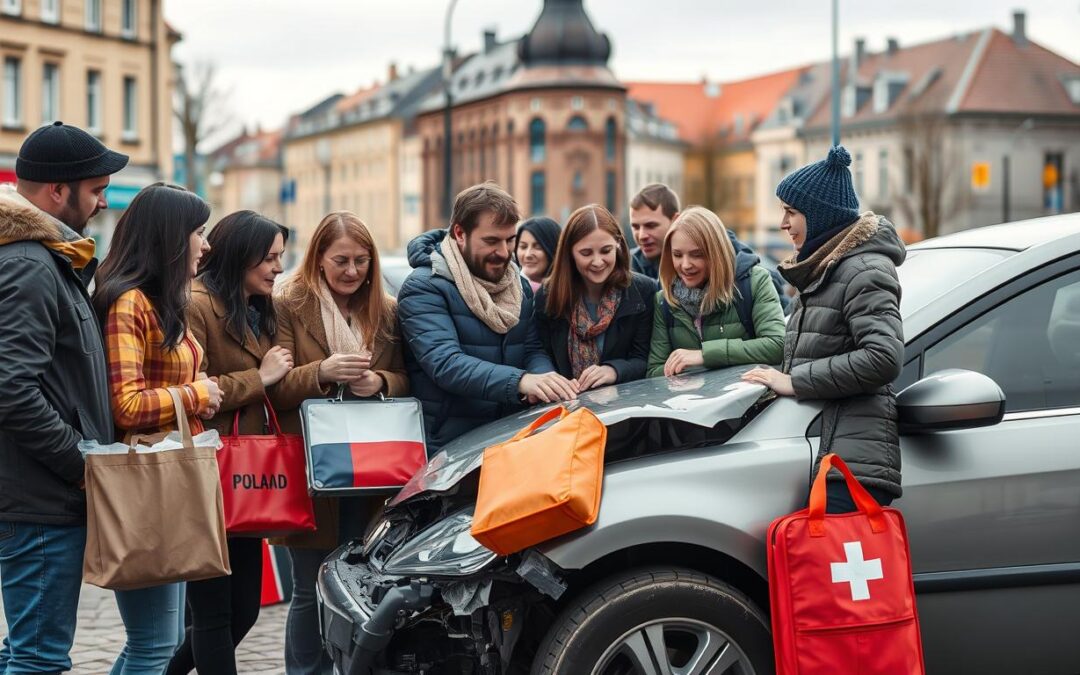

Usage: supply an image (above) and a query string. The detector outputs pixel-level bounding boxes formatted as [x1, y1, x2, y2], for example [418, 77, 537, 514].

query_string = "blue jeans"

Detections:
[285, 548, 333, 675]
[110, 583, 185, 675]
[0, 521, 85, 674]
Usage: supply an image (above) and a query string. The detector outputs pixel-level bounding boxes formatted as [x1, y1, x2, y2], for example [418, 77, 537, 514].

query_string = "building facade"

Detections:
[0, 0, 177, 252]
[279, 66, 441, 257]
[416, 0, 625, 229]
[625, 98, 685, 212]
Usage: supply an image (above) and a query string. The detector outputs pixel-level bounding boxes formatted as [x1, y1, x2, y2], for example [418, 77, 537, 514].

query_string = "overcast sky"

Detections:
[165, 0, 1080, 148]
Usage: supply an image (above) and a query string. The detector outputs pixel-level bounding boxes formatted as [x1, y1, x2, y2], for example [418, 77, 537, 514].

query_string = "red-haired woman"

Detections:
[534, 204, 658, 391]
[269, 211, 407, 675]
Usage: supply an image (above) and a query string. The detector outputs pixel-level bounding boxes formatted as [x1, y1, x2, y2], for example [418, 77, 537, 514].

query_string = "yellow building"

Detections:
[0, 0, 178, 251]
[280, 65, 441, 258]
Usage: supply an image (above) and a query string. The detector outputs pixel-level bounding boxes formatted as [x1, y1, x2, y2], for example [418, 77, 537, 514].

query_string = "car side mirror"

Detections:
[896, 369, 1005, 434]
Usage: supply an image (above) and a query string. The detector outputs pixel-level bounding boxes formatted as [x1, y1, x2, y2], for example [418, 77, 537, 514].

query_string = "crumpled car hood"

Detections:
[389, 367, 766, 507]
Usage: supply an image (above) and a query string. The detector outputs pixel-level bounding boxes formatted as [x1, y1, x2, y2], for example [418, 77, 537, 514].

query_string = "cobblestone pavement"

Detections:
[0, 583, 289, 674]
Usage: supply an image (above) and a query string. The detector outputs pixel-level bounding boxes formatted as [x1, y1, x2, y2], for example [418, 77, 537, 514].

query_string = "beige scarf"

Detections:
[315, 278, 370, 357]
[439, 235, 522, 334]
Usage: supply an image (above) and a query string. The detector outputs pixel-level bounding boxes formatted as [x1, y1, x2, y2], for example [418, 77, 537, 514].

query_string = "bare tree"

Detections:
[894, 110, 967, 239]
[173, 61, 233, 193]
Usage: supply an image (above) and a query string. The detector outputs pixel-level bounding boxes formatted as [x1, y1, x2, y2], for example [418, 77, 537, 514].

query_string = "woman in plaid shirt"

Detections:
[92, 183, 224, 675]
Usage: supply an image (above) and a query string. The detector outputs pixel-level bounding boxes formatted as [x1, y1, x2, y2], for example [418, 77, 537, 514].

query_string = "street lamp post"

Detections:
[443, 0, 460, 220]
[830, 0, 840, 148]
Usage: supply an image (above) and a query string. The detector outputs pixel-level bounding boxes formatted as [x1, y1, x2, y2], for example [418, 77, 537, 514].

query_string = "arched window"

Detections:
[529, 118, 546, 163]
[567, 115, 588, 131]
[605, 117, 617, 161]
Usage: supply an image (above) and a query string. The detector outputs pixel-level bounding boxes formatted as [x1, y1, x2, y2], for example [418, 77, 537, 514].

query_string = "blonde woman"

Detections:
[646, 206, 785, 378]
[269, 211, 407, 675]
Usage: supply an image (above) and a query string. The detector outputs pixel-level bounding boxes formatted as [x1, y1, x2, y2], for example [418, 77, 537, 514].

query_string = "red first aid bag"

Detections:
[217, 398, 316, 537]
[768, 454, 925, 675]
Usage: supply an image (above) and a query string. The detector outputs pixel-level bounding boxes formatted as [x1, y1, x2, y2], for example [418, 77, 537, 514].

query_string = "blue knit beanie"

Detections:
[776, 145, 860, 240]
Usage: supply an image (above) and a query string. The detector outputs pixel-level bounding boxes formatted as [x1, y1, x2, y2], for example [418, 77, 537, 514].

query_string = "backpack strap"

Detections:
[734, 273, 757, 339]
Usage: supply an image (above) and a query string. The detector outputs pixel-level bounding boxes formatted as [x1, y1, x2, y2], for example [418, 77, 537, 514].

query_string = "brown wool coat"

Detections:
[269, 282, 408, 549]
[188, 280, 274, 436]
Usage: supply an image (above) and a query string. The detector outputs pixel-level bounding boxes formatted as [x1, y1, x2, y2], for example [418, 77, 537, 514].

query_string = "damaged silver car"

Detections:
[317, 213, 1080, 675]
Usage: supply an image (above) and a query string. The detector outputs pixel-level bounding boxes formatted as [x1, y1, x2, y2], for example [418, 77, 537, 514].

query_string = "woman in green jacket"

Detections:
[647, 206, 785, 378]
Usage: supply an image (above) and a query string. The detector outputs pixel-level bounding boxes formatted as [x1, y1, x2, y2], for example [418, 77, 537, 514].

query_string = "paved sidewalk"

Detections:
[0, 583, 289, 674]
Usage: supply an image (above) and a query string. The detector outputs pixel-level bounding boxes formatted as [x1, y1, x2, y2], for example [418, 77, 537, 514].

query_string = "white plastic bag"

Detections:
[80, 429, 222, 456]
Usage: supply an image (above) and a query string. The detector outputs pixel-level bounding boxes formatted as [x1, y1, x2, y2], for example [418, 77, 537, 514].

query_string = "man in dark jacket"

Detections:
[397, 182, 577, 452]
[0, 122, 126, 673]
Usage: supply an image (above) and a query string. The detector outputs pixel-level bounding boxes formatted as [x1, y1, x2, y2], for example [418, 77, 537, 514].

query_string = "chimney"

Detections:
[851, 37, 867, 72]
[1012, 10, 1027, 46]
[483, 28, 497, 54]
[388, 62, 399, 82]
[886, 37, 899, 56]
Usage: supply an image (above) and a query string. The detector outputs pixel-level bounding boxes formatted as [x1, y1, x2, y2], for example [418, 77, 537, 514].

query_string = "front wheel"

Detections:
[531, 567, 773, 675]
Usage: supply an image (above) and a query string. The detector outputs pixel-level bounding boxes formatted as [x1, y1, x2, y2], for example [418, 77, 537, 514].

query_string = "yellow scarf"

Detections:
[45, 237, 96, 270]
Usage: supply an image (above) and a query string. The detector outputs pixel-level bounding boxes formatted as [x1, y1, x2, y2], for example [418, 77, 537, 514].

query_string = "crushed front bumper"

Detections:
[317, 552, 434, 674]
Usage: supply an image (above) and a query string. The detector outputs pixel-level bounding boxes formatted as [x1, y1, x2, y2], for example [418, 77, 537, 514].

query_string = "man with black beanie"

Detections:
[0, 121, 128, 673]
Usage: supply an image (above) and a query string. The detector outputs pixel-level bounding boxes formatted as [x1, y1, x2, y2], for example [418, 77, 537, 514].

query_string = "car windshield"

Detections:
[897, 247, 1013, 318]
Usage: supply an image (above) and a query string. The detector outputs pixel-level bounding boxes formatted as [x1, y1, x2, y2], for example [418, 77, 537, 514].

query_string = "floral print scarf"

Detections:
[568, 286, 621, 379]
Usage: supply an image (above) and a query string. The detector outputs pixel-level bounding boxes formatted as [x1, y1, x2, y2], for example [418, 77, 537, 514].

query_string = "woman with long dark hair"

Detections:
[534, 205, 657, 390]
[166, 211, 291, 675]
[92, 183, 224, 675]
[269, 211, 408, 675]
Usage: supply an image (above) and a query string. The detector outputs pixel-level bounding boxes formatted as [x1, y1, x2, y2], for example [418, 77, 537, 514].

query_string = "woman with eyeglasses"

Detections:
[268, 211, 407, 675]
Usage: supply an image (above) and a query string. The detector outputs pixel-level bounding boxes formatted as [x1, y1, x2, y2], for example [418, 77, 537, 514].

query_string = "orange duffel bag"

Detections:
[471, 406, 606, 556]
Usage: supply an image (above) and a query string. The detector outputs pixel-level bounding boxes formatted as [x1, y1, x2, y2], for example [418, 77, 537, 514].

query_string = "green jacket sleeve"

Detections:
[701, 267, 786, 368]
[646, 292, 672, 378]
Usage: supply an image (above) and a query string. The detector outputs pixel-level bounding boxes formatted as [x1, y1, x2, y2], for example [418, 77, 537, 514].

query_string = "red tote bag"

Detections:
[217, 398, 316, 537]
[767, 454, 925, 675]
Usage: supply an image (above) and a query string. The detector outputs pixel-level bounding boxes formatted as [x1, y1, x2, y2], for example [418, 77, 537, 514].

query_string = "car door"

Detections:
[898, 255, 1080, 674]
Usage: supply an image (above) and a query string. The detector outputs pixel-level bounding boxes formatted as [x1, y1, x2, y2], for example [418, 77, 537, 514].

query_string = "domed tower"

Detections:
[517, 0, 612, 67]
[417, 0, 626, 229]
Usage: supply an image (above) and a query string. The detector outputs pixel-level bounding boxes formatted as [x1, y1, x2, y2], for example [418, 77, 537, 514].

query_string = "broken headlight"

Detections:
[382, 509, 498, 577]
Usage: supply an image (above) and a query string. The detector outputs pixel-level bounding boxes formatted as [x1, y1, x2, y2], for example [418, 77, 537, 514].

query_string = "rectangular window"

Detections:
[903, 146, 914, 192]
[121, 0, 137, 38]
[878, 149, 889, 199]
[87, 70, 101, 133]
[854, 151, 864, 195]
[530, 170, 545, 215]
[41, 63, 59, 123]
[3, 57, 21, 127]
[85, 0, 101, 32]
[122, 76, 137, 140]
[605, 170, 616, 214]
[1, 0, 20, 16]
[1043, 152, 1064, 214]
[40, 0, 58, 23]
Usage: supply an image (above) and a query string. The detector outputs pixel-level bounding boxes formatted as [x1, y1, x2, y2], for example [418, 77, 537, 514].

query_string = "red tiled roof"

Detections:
[627, 67, 805, 146]
[804, 28, 1080, 129]
[335, 85, 379, 114]
[960, 29, 1080, 114]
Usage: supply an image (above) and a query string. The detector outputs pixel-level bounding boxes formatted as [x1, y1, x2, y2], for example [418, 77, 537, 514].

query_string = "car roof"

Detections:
[909, 212, 1080, 252]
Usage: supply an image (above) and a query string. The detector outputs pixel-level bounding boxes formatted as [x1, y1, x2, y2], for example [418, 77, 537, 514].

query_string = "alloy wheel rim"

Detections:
[591, 618, 754, 675]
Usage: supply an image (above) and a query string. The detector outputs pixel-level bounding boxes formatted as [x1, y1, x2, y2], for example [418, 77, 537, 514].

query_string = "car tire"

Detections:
[531, 567, 773, 675]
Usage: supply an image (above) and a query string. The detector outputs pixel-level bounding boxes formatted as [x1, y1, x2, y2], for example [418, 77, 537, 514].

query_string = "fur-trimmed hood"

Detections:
[0, 184, 95, 270]
[0, 184, 70, 244]
[779, 212, 905, 292]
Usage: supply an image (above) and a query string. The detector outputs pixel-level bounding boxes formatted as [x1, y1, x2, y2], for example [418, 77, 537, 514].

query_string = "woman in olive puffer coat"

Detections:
[743, 146, 905, 512]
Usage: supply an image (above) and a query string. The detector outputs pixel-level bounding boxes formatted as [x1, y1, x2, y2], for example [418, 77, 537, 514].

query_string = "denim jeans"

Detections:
[110, 582, 185, 675]
[284, 548, 333, 675]
[0, 521, 86, 675]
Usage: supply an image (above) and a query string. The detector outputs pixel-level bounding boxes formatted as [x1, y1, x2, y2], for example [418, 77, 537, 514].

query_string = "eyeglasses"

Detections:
[329, 256, 372, 270]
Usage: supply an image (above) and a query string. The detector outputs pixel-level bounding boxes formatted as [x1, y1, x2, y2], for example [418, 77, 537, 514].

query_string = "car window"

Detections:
[924, 268, 1080, 412]
[897, 248, 1012, 318]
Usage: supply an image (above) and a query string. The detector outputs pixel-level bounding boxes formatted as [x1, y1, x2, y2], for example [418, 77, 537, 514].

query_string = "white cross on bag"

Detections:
[830, 541, 884, 602]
